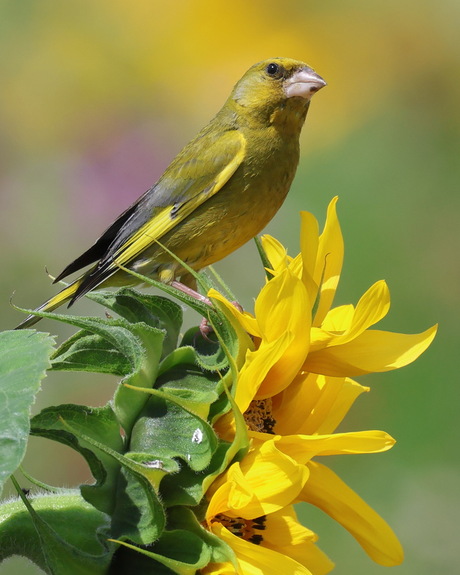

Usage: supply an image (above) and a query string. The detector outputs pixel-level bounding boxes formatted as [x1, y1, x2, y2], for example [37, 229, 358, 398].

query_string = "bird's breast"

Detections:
[171, 130, 299, 269]
[132, 126, 301, 281]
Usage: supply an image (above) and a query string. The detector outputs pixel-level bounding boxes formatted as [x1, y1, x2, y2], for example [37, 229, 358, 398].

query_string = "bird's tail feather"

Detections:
[15, 280, 82, 329]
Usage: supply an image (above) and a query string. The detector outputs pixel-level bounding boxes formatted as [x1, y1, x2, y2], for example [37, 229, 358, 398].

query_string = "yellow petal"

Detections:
[253, 431, 394, 465]
[271, 372, 325, 436]
[209, 288, 261, 338]
[313, 197, 344, 327]
[273, 540, 334, 575]
[261, 234, 289, 273]
[200, 563, 241, 575]
[263, 506, 317, 547]
[263, 507, 335, 575]
[206, 478, 237, 520]
[299, 210, 320, 302]
[308, 326, 335, 352]
[213, 410, 237, 442]
[339, 280, 390, 342]
[288, 252, 304, 281]
[304, 324, 438, 376]
[212, 524, 313, 575]
[309, 377, 369, 435]
[320, 304, 354, 333]
[254, 269, 311, 398]
[300, 461, 404, 566]
[236, 331, 294, 413]
[207, 441, 309, 519]
[255, 268, 309, 341]
[234, 440, 310, 517]
[319, 281, 390, 344]
[272, 374, 369, 435]
[201, 561, 240, 575]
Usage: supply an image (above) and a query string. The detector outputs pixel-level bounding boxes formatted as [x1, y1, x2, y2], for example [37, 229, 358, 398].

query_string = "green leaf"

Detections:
[0, 487, 112, 575]
[87, 289, 183, 358]
[112, 531, 210, 575]
[111, 507, 237, 575]
[110, 266, 212, 319]
[33, 412, 170, 547]
[110, 467, 165, 545]
[168, 507, 237, 567]
[202, 387, 250, 495]
[254, 235, 275, 280]
[33, 311, 165, 435]
[109, 547, 178, 574]
[180, 326, 229, 373]
[111, 321, 165, 436]
[159, 463, 208, 508]
[159, 442, 232, 508]
[0, 330, 55, 495]
[51, 331, 130, 375]
[31, 404, 124, 515]
[156, 359, 221, 416]
[129, 392, 219, 473]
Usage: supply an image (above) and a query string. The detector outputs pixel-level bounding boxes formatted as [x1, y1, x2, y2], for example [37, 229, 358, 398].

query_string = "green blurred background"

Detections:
[1, 1, 458, 573]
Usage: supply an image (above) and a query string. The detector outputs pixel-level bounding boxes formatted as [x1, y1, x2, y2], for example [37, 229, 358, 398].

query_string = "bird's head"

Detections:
[229, 57, 326, 129]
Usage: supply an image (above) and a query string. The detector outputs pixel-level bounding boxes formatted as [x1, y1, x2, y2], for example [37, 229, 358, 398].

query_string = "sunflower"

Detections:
[204, 197, 436, 572]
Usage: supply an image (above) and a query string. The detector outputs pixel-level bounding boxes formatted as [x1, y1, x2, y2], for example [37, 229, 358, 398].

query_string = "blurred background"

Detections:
[1, 0, 459, 573]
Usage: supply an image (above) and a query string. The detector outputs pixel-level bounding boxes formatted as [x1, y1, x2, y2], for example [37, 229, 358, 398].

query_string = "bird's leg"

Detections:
[170, 280, 212, 305]
[198, 299, 244, 341]
[169, 280, 216, 339]
[170, 279, 244, 340]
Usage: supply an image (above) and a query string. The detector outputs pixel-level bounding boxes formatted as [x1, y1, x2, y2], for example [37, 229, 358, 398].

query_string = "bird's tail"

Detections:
[15, 279, 82, 329]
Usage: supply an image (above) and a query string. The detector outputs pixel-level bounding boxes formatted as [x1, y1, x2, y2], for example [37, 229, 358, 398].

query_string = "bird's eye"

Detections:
[266, 62, 281, 77]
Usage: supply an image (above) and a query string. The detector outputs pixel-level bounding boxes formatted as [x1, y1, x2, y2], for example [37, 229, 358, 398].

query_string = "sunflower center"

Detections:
[213, 513, 267, 545]
[244, 398, 276, 433]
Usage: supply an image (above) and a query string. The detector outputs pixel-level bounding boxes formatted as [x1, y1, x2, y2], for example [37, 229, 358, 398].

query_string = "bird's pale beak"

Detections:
[284, 67, 327, 100]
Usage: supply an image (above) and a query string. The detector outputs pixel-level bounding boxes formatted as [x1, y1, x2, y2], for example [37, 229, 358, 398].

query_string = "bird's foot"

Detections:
[171, 280, 211, 305]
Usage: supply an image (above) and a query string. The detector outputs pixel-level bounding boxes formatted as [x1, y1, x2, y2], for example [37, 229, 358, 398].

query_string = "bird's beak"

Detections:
[284, 67, 327, 100]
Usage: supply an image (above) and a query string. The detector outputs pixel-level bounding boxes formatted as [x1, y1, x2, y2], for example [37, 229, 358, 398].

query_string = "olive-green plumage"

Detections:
[16, 57, 326, 329]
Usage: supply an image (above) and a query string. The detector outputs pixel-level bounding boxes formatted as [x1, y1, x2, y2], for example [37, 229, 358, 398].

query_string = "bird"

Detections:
[15, 57, 326, 329]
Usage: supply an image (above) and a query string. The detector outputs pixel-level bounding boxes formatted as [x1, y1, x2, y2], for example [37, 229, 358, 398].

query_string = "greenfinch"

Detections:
[16, 57, 326, 329]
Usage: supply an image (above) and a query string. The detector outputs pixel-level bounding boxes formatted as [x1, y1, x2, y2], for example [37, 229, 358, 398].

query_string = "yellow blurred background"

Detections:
[1, 1, 459, 573]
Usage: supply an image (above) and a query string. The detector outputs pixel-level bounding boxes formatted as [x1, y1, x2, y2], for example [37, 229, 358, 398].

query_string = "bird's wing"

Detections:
[53, 202, 139, 283]
[69, 128, 246, 302]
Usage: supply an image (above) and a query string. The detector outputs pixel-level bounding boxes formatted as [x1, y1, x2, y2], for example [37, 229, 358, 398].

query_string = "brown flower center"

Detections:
[213, 513, 267, 545]
[244, 398, 276, 434]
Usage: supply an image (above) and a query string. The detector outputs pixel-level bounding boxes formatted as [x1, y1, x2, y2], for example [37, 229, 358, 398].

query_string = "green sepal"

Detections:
[111, 506, 237, 575]
[129, 390, 219, 473]
[202, 386, 250, 495]
[110, 466, 165, 545]
[0, 330, 55, 495]
[48, 417, 172, 546]
[179, 327, 228, 373]
[87, 288, 183, 358]
[156, 356, 222, 416]
[207, 265, 238, 302]
[51, 330, 130, 375]
[111, 319, 164, 436]
[254, 235, 275, 280]
[0, 484, 113, 575]
[19, 466, 69, 493]
[113, 265, 213, 319]
[110, 537, 203, 575]
[158, 441, 232, 508]
[168, 506, 237, 567]
[30, 404, 124, 515]
[31, 309, 165, 435]
[158, 462, 210, 508]
[108, 547, 178, 574]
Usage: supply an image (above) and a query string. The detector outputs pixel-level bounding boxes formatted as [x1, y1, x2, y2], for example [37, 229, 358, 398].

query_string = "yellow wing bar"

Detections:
[110, 131, 247, 271]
